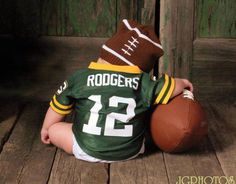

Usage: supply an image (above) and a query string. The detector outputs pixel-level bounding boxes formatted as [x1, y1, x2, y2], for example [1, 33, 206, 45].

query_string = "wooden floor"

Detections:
[0, 99, 235, 184]
[0, 36, 235, 184]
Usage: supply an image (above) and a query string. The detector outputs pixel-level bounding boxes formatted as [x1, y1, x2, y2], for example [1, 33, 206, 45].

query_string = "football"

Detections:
[150, 90, 208, 153]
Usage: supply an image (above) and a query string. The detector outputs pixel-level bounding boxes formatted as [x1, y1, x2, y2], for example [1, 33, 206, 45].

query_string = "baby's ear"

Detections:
[97, 58, 110, 64]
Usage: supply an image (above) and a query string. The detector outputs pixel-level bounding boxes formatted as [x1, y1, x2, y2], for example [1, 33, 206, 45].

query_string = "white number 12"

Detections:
[82, 95, 136, 137]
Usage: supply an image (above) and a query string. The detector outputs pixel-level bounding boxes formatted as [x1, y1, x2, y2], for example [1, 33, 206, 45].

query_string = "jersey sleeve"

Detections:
[50, 77, 74, 115]
[141, 73, 175, 106]
[153, 74, 175, 105]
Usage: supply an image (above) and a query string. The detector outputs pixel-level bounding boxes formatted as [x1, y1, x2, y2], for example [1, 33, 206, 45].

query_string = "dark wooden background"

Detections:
[0, 0, 157, 37]
[160, 0, 236, 100]
[0, 0, 157, 101]
[0, 1, 236, 183]
[0, 0, 235, 101]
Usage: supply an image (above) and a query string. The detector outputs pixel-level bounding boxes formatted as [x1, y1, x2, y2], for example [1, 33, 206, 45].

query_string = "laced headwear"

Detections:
[100, 19, 164, 72]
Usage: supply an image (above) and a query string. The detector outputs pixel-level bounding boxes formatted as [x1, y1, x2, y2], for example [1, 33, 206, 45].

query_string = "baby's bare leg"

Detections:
[48, 122, 73, 154]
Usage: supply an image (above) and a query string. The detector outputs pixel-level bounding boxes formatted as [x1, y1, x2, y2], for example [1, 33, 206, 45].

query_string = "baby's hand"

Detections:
[176, 78, 193, 92]
[41, 128, 51, 144]
[171, 78, 193, 98]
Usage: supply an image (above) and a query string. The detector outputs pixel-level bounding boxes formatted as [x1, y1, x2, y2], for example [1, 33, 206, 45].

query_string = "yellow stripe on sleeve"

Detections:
[50, 101, 72, 115]
[53, 95, 73, 110]
[162, 77, 175, 104]
[154, 74, 169, 104]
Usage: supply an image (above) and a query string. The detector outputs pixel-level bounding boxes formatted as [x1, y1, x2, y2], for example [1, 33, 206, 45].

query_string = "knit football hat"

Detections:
[100, 19, 164, 72]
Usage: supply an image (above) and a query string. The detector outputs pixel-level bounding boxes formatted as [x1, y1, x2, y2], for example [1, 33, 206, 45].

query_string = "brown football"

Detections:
[150, 90, 208, 153]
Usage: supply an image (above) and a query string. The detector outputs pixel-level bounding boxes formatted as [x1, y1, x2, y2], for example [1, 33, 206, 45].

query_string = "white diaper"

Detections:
[72, 135, 145, 163]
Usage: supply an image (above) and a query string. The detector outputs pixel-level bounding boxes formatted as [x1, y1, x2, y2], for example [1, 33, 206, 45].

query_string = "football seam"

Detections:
[185, 98, 192, 132]
[173, 132, 191, 152]
[169, 99, 191, 152]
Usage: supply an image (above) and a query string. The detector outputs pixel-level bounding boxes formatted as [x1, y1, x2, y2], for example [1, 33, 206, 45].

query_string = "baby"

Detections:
[41, 19, 193, 162]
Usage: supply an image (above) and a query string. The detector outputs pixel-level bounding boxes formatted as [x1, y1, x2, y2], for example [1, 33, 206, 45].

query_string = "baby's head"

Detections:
[99, 19, 164, 73]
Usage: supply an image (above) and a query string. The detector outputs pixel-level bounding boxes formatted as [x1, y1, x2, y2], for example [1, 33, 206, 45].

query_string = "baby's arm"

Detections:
[171, 78, 193, 99]
[41, 107, 65, 144]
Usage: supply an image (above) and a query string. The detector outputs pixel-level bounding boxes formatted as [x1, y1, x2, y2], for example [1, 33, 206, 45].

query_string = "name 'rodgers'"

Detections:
[87, 73, 140, 90]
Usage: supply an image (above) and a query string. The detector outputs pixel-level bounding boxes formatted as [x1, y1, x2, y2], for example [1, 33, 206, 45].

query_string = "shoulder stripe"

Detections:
[162, 77, 175, 104]
[53, 95, 73, 109]
[155, 74, 169, 104]
[50, 101, 72, 115]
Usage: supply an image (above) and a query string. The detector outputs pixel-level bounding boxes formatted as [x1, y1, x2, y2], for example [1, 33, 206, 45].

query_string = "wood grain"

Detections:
[196, 0, 236, 38]
[164, 138, 224, 183]
[48, 150, 108, 184]
[110, 152, 169, 184]
[46, 112, 109, 184]
[194, 86, 236, 102]
[192, 38, 236, 99]
[14, 0, 40, 37]
[0, 103, 56, 184]
[0, 36, 106, 101]
[117, 0, 139, 24]
[193, 39, 236, 62]
[41, 0, 116, 36]
[205, 102, 236, 176]
[159, 0, 194, 78]
[164, 153, 196, 183]
[141, 0, 156, 25]
[0, 101, 21, 152]
[188, 138, 225, 176]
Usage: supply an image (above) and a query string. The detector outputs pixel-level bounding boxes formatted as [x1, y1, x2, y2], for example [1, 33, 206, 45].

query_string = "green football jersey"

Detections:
[50, 62, 175, 161]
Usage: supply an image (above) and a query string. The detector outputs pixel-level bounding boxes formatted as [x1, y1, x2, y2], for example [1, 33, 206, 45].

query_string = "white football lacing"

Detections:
[121, 36, 139, 56]
[183, 89, 194, 100]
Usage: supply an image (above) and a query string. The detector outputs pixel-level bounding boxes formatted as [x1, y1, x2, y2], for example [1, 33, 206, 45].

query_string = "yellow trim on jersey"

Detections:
[53, 95, 73, 109]
[88, 62, 142, 74]
[162, 77, 175, 104]
[50, 101, 72, 115]
[155, 74, 169, 104]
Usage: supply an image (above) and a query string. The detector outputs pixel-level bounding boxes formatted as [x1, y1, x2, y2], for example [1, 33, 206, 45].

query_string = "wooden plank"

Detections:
[188, 138, 225, 176]
[159, 0, 194, 78]
[117, 0, 139, 25]
[192, 38, 236, 99]
[193, 39, 236, 62]
[193, 86, 236, 102]
[159, 0, 174, 75]
[14, 0, 40, 37]
[41, 0, 116, 37]
[0, 103, 56, 184]
[116, 0, 156, 38]
[164, 137, 225, 183]
[196, 0, 236, 38]
[164, 152, 196, 183]
[0, 101, 21, 152]
[17, 123, 57, 183]
[48, 150, 108, 184]
[110, 152, 169, 184]
[141, 0, 156, 25]
[117, 0, 138, 20]
[205, 102, 236, 176]
[48, 112, 108, 184]
[192, 66, 236, 86]
[0, 36, 107, 101]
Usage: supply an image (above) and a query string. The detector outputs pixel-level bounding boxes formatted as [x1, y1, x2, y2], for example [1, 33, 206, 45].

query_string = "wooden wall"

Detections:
[196, 0, 236, 38]
[160, 0, 236, 100]
[0, 0, 156, 100]
[0, 0, 156, 37]
[193, 0, 236, 99]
